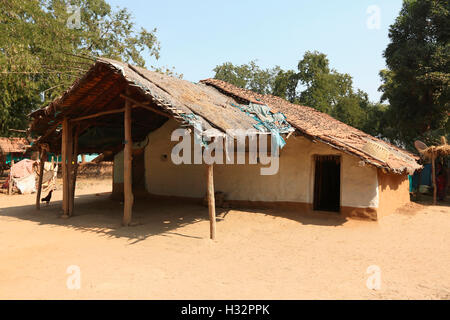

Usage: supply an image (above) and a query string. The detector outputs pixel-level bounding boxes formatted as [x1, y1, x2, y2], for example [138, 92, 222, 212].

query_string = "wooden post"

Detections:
[8, 159, 14, 195]
[67, 127, 73, 215]
[61, 118, 72, 218]
[207, 164, 216, 240]
[36, 148, 47, 210]
[81, 154, 86, 163]
[431, 151, 437, 205]
[122, 97, 134, 226]
[69, 127, 79, 216]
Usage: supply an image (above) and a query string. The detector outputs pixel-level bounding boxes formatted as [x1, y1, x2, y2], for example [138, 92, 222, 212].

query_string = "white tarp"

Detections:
[8, 160, 58, 195]
[13, 172, 37, 195]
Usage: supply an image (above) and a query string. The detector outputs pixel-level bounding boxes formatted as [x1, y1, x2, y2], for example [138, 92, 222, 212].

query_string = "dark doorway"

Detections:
[313, 155, 341, 213]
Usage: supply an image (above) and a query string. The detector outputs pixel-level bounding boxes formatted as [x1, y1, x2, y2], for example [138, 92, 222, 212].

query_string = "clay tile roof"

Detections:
[201, 78, 421, 174]
[0, 137, 29, 154]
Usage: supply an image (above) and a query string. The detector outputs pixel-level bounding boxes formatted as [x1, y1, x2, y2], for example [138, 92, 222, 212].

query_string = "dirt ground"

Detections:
[0, 178, 449, 300]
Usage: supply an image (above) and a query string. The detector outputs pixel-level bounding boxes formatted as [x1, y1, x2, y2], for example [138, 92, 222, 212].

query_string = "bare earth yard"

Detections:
[0, 178, 449, 300]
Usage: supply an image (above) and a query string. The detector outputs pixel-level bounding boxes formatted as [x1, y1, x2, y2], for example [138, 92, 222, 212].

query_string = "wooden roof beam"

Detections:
[69, 108, 126, 123]
[120, 94, 171, 118]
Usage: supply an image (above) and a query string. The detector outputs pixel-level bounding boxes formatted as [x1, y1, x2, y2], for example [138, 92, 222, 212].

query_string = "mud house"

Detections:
[29, 58, 420, 238]
[0, 137, 30, 173]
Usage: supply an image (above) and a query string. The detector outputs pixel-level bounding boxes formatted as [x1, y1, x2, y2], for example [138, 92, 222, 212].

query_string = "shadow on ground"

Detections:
[0, 192, 348, 243]
[413, 193, 450, 207]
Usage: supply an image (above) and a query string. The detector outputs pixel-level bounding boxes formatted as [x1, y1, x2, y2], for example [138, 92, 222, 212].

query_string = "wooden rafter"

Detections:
[69, 108, 126, 123]
[120, 94, 171, 118]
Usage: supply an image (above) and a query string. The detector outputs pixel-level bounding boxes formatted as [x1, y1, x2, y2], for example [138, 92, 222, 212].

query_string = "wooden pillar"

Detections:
[8, 159, 14, 195]
[67, 128, 73, 214]
[62, 118, 72, 218]
[431, 151, 437, 205]
[36, 148, 47, 210]
[207, 164, 216, 240]
[61, 119, 67, 216]
[122, 97, 134, 226]
[69, 127, 79, 216]
[81, 154, 86, 163]
[112, 157, 115, 194]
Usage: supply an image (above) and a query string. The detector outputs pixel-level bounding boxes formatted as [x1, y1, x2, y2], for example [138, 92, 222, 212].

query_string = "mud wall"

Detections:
[112, 119, 380, 218]
[377, 170, 410, 218]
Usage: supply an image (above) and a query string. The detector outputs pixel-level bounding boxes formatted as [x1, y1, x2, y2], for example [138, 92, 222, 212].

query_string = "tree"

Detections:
[351, 90, 385, 136]
[333, 96, 365, 129]
[0, 0, 162, 136]
[212, 62, 249, 90]
[297, 51, 368, 129]
[213, 60, 283, 95]
[213, 52, 378, 133]
[380, 0, 449, 147]
[297, 51, 355, 113]
[272, 70, 298, 103]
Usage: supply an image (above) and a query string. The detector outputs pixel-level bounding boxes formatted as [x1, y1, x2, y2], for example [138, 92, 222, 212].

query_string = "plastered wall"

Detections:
[377, 170, 410, 218]
[114, 149, 124, 183]
[111, 119, 381, 212]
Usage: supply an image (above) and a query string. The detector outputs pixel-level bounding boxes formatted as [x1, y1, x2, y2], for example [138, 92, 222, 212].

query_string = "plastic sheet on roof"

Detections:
[231, 102, 294, 152]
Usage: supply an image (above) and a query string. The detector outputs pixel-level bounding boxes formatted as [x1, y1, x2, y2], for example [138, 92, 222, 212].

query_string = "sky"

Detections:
[107, 0, 404, 102]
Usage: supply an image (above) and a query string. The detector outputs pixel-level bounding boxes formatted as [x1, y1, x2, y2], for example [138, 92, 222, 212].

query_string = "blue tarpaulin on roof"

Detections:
[231, 102, 293, 153]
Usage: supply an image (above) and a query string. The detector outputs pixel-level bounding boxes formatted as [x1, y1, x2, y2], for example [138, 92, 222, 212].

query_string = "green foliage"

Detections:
[380, 0, 450, 148]
[297, 51, 358, 117]
[297, 51, 330, 87]
[213, 60, 283, 95]
[355, 90, 390, 137]
[272, 70, 298, 103]
[213, 51, 373, 133]
[0, 0, 162, 136]
[213, 8, 449, 148]
[333, 96, 365, 129]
